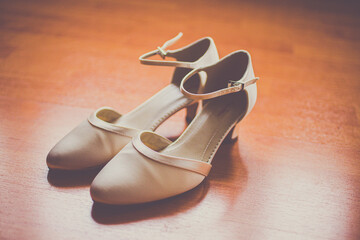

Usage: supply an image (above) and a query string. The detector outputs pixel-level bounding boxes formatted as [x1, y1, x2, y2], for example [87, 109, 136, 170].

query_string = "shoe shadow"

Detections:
[205, 141, 248, 207]
[47, 166, 103, 188]
[210, 141, 248, 181]
[91, 179, 210, 225]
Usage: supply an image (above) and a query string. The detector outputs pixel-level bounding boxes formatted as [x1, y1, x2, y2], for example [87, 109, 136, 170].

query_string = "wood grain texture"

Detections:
[0, 0, 359, 239]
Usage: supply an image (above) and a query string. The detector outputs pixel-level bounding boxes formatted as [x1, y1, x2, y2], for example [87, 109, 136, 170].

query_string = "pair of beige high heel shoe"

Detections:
[47, 33, 259, 205]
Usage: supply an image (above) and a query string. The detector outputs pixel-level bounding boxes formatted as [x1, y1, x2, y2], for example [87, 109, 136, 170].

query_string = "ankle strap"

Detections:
[139, 33, 198, 69]
[180, 68, 259, 101]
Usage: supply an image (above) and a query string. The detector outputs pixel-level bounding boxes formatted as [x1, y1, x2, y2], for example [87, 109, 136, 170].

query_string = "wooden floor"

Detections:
[0, 0, 359, 239]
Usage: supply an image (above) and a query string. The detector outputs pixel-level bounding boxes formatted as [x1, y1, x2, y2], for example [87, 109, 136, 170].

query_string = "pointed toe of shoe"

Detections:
[90, 176, 125, 204]
[90, 143, 206, 205]
[46, 140, 89, 170]
[46, 142, 90, 170]
[46, 120, 128, 170]
[46, 147, 69, 170]
[90, 159, 140, 205]
[89, 179, 112, 204]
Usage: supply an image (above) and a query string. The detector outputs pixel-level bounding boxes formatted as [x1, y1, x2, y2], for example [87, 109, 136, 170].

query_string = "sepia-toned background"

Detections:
[0, 0, 359, 239]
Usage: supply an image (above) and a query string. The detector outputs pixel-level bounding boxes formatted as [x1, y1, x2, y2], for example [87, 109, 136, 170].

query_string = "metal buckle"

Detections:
[157, 47, 167, 59]
[228, 80, 241, 88]
[228, 77, 259, 90]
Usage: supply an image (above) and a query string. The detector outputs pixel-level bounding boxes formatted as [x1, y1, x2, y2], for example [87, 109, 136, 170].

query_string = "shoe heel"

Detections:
[185, 102, 199, 123]
[224, 122, 240, 143]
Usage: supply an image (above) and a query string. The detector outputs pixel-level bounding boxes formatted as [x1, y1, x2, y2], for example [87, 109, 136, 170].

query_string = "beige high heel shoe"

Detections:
[90, 50, 259, 204]
[46, 33, 219, 170]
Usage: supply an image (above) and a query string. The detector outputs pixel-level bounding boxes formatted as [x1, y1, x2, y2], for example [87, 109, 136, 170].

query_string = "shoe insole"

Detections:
[113, 67, 201, 130]
[114, 83, 192, 130]
[162, 90, 248, 163]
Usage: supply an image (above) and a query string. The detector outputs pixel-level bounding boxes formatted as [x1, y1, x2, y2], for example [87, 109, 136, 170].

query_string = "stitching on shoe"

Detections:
[149, 98, 194, 131]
